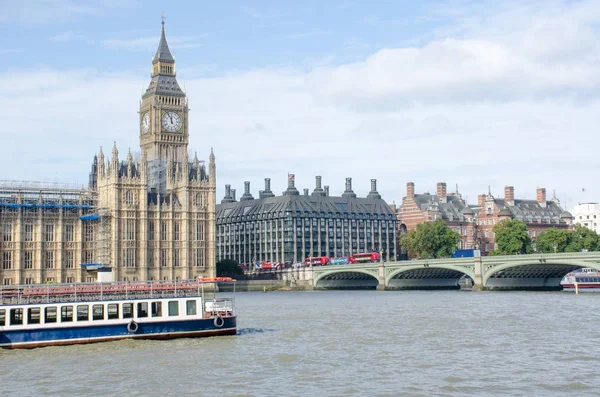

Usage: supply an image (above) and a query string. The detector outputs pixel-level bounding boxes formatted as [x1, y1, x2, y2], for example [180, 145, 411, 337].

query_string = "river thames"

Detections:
[1, 290, 598, 396]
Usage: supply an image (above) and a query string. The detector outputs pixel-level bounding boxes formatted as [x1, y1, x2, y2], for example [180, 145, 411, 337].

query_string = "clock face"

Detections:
[162, 111, 182, 132]
[141, 113, 150, 134]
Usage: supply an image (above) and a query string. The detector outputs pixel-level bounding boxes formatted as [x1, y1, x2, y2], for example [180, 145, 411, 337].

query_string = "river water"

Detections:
[1, 290, 598, 396]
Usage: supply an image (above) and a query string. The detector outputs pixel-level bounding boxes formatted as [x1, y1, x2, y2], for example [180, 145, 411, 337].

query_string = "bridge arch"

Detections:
[386, 264, 475, 290]
[483, 259, 598, 290]
[313, 268, 379, 289]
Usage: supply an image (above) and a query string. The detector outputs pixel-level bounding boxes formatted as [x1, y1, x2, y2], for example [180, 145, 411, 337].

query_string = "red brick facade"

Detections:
[398, 183, 574, 255]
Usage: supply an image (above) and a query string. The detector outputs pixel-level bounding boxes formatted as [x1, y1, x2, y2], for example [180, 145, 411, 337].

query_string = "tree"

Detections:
[400, 219, 460, 259]
[492, 219, 532, 255]
[216, 259, 245, 277]
[535, 228, 571, 253]
[566, 224, 600, 252]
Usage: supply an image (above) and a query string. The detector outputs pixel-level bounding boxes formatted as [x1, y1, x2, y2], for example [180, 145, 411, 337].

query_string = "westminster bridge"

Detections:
[273, 252, 600, 291]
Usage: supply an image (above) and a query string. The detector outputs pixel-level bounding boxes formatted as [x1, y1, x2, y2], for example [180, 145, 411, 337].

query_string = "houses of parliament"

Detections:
[0, 21, 217, 285]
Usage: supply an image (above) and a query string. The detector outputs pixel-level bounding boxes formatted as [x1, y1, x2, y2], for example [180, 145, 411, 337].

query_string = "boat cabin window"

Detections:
[168, 301, 179, 316]
[45, 307, 57, 323]
[77, 305, 89, 321]
[61, 306, 73, 322]
[92, 304, 104, 321]
[10, 308, 23, 325]
[0, 309, 5, 326]
[28, 307, 41, 324]
[151, 302, 162, 317]
[108, 304, 119, 320]
[123, 303, 133, 319]
[137, 302, 148, 318]
[186, 300, 197, 315]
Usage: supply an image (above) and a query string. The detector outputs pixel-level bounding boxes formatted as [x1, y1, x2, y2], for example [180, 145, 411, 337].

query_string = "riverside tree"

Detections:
[536, 224, 599, 253]
[491, 219, 532, 255]
[216, 259, 245, 277]
[400, 219, 460, 259]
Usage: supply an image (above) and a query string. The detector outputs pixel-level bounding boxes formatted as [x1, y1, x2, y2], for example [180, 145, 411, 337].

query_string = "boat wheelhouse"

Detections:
[0, 278, 237, 349]
[561, 268, 600, 289]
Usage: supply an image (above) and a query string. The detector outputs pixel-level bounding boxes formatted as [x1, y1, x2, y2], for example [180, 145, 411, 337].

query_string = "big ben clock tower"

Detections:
[139, 18, 188, 164]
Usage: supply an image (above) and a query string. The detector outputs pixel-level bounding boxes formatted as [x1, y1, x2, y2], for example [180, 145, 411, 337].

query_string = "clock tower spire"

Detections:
[139, 17, 188, 166]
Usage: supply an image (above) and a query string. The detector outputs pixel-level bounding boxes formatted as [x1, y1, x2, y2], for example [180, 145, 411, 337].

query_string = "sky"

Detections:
[1, 0, 599, 210]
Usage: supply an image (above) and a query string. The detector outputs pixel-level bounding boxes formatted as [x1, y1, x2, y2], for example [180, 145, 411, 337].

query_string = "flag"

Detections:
[582, 188, 586, 192]
[288, 173, 294, 181]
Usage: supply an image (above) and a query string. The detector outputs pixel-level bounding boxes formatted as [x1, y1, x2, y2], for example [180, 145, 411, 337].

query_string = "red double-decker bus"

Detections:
[352, 252, 381, 263]
[304, 256, 330, 266]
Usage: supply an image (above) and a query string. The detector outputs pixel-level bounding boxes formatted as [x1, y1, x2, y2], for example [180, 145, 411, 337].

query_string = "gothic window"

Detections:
[148, 220, 155, 241]
[45, 224, 54, 242]
[487, 207, 493, 215]
[84, 223, 94, 242]
[125, 219, 136, 241]
[65, 224, 74, 242]
[23, 251, 33, 269]
[83, 250, 93, 264]
[161, 249, 168, 267]
[173, 250, 180, 267]
[161, 221, 168, 241]
[24, 224, 33, 242]
[64, 251, 74, 269]
[2, 252, 12, 270]
[148, 249, 154, 267]
[44, 251, 54, 269]
[174, 222, 180, 241]
[195, 194, 202, 207]
[125, 190, 134, 205]
[123, 248, 136, 268]
[2, 224, 12, 242]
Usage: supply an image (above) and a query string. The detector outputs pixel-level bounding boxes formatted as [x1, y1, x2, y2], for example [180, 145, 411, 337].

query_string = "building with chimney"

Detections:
[397, 182, 573, 255]
[475, 187, 572, 253]
[397, 182, 478, 250]
[0, 20, 216, 285]
[216, 175, 398, 265]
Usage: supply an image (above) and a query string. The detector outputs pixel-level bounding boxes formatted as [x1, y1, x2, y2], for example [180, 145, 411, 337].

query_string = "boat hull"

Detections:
[561, 283, 600, 289]
[0, 316, 236, 349]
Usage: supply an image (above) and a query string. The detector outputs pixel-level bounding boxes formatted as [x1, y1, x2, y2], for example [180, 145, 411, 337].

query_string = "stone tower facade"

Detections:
[92, 20, 216, 281]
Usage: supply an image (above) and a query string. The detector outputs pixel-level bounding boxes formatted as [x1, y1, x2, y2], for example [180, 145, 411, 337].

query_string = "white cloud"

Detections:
[1, 0, 599, 211]
[0, 0, 137, 26]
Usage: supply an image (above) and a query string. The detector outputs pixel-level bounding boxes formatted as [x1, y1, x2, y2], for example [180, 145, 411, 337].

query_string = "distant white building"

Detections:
[570, 203, 600, 234]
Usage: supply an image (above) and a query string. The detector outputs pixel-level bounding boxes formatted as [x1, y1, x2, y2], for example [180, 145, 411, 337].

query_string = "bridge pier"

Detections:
[377, 262, 386, 291]
[472, 256, 484, 292]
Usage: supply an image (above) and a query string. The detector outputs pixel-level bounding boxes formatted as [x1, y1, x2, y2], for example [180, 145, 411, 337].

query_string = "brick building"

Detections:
[475, 187, 573, 253]
[397, 183, 574, 255]
[397, 182, 478, 250]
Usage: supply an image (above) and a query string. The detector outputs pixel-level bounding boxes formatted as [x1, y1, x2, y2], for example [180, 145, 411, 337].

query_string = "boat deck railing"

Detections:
[0, 278, 236, 305]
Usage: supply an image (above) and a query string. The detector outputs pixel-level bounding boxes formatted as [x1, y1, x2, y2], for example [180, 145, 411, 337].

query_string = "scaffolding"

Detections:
[80, 208, 111, 269]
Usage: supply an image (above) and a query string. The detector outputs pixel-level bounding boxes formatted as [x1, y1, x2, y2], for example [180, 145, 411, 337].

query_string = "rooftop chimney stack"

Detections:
[312, 175, 326, 196]
[504, 186, 515, 205]
[367, 179, 382, 199]
[231, 189, 236, 202]
[537, 187, 547, 208]
[342, 177, 357, 198]
[240, 181, 254, 201]
[407, 182, 415, 199]
[260, 178, 275, 198]
[324, 185, 330, 196]
[304, 188, 309, 196]
[283, 173, 299, 196]
[478, 194, 486, 207]
[437, 183, 447, 203]
[221, 184, 235, 204]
